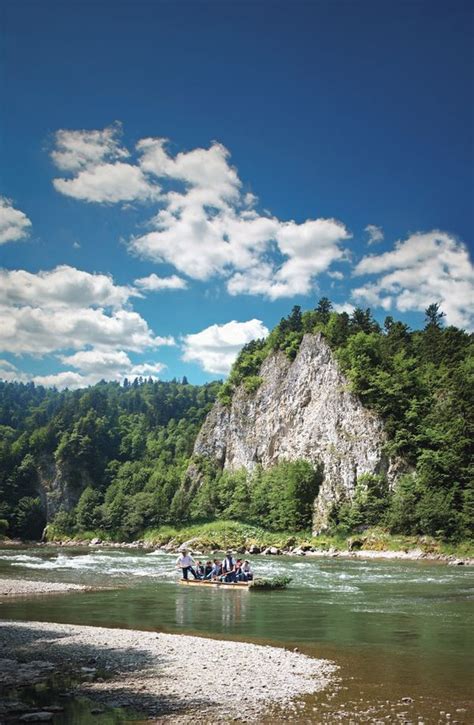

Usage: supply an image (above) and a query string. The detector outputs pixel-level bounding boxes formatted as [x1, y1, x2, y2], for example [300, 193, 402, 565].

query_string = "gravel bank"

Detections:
[0, 620, 336, 722]
[0, 578, 87, 597]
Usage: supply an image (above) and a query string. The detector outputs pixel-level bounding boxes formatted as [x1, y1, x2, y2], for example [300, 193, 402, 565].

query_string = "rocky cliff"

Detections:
[36, 457, 93, 523]
[191, 333, 400, 532]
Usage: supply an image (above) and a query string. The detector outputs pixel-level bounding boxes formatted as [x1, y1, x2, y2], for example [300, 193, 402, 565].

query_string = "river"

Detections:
[0, 545, 472, 722]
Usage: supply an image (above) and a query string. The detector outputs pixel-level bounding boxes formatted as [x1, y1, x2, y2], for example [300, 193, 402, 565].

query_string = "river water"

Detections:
[0, 546, 472, 722]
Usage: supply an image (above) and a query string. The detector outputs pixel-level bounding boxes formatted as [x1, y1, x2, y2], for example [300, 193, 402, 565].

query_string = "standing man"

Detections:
[222, 550, 236, 582]
[176, 549, 197, 580]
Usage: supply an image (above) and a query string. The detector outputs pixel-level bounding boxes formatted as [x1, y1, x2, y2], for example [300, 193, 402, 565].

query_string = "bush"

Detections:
[243, 376, 263, 393]
[252, 576, 292, 590]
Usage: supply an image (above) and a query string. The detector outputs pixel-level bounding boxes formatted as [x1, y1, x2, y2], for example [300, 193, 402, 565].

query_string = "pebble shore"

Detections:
[0, 620, 336, 722]
[0, 578, 87, 597]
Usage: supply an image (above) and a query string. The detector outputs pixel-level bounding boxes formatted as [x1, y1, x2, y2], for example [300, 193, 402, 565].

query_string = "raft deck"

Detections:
[179, 578, 251, 588]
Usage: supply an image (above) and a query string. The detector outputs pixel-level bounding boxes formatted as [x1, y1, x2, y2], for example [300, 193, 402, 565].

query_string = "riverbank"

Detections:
[34, 521, 474, 564]
[0, 577, 88, 597]
[0, 620, 336, 722]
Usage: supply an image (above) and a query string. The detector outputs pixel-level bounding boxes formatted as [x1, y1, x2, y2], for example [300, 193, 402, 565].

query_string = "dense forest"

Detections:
[0, 300, 472, 543]
[0, 378, 220, 540]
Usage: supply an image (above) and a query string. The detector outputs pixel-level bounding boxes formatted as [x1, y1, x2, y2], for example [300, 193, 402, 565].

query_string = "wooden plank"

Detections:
[178, 579, 251, 588]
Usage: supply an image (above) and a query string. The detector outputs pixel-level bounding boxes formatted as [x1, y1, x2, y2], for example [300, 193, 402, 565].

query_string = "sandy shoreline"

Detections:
[0, 620, 336, 722]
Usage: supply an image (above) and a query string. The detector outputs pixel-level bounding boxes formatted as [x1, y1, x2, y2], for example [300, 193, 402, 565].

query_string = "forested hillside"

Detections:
[0, 379, 220, 540]
[0, 300, 472, 543]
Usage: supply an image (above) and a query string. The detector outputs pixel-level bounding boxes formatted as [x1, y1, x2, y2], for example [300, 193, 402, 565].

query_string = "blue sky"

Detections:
[0, 0, 472, 387]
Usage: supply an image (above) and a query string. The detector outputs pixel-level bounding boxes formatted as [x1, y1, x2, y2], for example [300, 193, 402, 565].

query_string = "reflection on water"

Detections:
[175, 585, 249, 628]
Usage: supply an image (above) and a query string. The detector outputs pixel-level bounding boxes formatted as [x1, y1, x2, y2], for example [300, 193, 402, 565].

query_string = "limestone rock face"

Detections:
[36, 457, 93, 522]
[192, 333, 399, 532]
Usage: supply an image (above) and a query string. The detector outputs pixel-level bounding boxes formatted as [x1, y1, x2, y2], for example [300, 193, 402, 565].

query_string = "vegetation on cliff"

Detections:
[215, 300, 472, 542]
[0, 299, 472, 543]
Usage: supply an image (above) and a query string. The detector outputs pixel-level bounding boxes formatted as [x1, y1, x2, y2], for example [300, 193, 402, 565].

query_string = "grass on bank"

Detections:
[44, 519, 474, 557]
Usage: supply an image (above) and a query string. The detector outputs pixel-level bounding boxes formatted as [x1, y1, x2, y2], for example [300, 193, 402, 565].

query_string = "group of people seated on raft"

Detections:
[176, 550, 254, 583]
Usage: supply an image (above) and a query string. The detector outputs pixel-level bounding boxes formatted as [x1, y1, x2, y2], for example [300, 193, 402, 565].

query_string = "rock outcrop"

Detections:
[191, 333, 400, 532]
[36, 457, 93, 522]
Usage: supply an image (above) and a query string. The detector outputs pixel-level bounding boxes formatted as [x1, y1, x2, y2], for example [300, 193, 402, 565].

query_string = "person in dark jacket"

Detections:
[222, 551, 236, 582]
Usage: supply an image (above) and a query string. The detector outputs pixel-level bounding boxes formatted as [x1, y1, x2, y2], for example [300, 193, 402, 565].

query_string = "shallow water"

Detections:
[1, 546, 473, 721]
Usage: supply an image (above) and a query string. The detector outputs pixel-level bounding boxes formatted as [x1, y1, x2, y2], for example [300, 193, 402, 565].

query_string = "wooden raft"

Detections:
[179, 578, 251, 588]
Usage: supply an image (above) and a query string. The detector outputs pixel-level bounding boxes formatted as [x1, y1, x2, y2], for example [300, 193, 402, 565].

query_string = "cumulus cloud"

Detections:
[54, 348, 166, 388]
[0, 264, 173, 388]
[51, 125, 351, 298]
[137, 138, 241, 206]
[51, 122, 129, 172]
[0, 197, 32, 244]
[226, 219, 350, 299]
[132, 138, 351, 296]
[353, 232, 474, 329]
[0, 265, 175, 355]
[134, 273, 187, 291]
[0, 349, 166, 390]
[0, 305, 173, 355]
[51, 123, 159, 203]
[182, 319, 269, 374]
[0, 265, 136, 309]
[365, 224, 384, 245]
[53, 162, 159, 204]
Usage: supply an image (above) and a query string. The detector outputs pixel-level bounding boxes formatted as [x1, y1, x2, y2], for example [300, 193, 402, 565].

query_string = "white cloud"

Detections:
[134, 273, 187, 291]
[182, 319, 269, 374]
[51, 125, 351, 298]
[0, 197, 32, 244]
[51, 122, 129, 172]
[0, 349, 166, 390]
[0, 305, 172, 355]
[128, 362, 166, 378]
[0, 359, 22, 382]
[365, 224, 384, 245]
[332, 302, 355, 314]
[61, 348, 164, 380]
[53, 348, 166, 388]
[31, 371, 89, 390]
[60, 349, 132, 375]
[353, 232, 474, 329]
[0, 359, 17, 372]
[51, 123, 160, 204]
[0, 265, 136, 309]
[328, 270, 344, 280]
[53, 162, 159, 204]
[0, 265, 175, 355]
[130, 178, 350, 296]
[137, 138, 241, 206]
